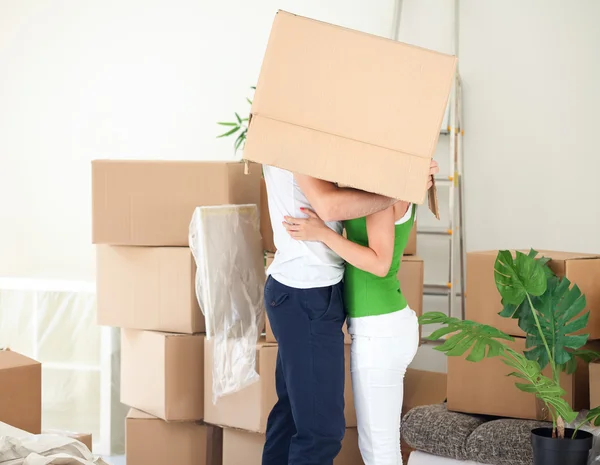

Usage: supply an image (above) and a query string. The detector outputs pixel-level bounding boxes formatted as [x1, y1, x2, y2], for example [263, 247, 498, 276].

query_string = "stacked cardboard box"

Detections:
[0, 349, 42, 434]
[447, 250, 600, 420]
[93, 160, 262, 465]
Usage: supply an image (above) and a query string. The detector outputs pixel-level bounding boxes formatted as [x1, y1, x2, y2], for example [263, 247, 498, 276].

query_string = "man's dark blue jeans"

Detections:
[262, 275, 346, 465]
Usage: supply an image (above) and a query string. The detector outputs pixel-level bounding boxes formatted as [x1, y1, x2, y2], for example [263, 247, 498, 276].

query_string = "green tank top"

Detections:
[343, 205, 415, 318]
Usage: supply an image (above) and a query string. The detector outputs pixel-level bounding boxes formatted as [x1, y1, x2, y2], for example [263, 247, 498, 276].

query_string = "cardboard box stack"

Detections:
[93, 159, 262, 465]
[447, 250, 600, 420]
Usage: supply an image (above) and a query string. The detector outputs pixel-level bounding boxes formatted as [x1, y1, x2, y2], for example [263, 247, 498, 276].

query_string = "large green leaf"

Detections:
[420, 312, 513, 361]
[497, 251, 554, 321]
[420, 312, 577, 425]
[522, 276, 589, 370]
[557, 348, 600, 375]
[503, 349, 577, 423]
[494, 250, 548, 305]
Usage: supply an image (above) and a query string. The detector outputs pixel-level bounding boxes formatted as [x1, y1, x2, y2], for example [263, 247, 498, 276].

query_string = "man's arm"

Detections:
[295, 174, 396, 222]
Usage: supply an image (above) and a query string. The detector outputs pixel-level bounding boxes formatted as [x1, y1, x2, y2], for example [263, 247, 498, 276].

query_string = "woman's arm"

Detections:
[283, 207, 395, 278]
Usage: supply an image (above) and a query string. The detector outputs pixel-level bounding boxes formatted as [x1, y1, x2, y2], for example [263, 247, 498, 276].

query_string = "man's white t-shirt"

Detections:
[263, 165, 344, 289]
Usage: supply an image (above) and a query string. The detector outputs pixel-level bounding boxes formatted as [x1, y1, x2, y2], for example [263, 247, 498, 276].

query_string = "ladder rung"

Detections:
[420, 338, 446, 346]
[418, 227, 453, 236]
[434, 175, 454, 185]
[424, 283, 452, 292]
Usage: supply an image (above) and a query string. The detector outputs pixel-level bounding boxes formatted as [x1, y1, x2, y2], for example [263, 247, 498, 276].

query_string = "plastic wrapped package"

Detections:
[189, 204, 265, 401]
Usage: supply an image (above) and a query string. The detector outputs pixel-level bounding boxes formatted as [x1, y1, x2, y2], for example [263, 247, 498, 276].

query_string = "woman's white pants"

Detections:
[348, 308, 420, 465]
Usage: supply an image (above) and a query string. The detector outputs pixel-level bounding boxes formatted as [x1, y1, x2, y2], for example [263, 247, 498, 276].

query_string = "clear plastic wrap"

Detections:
[0, 282, 126, 456]
[189, 204, 265, 402]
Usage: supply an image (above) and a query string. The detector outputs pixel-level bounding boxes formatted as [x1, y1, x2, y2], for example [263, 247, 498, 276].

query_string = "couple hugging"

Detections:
[261, 160, 438, 465]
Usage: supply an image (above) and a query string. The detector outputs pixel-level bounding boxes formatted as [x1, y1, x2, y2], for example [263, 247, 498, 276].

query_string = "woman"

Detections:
[283, 197, 419, 465]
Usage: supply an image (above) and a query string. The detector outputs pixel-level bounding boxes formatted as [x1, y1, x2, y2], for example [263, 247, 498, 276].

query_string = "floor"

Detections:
[103, 457, 125, 465]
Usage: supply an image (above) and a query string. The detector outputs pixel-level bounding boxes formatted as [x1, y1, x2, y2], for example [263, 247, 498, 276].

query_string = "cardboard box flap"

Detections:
[536, 250, 600, 261]
[247, 115, 433, 205]
[0, 350, 40, 370]
[471, 250, 600, 261]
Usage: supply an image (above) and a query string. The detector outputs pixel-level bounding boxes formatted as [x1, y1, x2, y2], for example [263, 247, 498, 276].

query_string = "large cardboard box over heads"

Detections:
[244, 11, 457, 217]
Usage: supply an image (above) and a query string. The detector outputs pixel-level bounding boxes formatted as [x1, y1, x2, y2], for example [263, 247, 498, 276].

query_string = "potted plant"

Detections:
[217, 86, 255, 153]
[420, 249, 600, 465]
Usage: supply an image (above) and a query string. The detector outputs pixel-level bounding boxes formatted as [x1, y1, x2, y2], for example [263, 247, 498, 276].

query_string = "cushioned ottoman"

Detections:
[401, 404, 550, 465]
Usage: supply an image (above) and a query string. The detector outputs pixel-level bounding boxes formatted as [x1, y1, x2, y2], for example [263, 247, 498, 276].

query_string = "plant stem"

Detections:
[504, 347, 557, 432]
[572, 417, 589, 439]
[526, 293, 558, 384]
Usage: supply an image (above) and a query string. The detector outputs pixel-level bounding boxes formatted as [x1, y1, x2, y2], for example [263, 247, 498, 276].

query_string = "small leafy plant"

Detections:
[420, 249, 600, 439]
[217, 86, 256, 153]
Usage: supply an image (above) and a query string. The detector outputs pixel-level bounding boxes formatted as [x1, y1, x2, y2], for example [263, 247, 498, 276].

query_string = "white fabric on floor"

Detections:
[408, 451, 491, 465]
[0, 422, 107, 465]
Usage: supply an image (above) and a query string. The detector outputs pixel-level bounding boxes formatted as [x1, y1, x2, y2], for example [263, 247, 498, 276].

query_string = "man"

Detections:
[261, 163, 438, 465]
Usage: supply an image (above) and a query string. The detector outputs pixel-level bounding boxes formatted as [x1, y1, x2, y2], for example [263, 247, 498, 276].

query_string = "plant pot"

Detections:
[531, 427, 593, 465]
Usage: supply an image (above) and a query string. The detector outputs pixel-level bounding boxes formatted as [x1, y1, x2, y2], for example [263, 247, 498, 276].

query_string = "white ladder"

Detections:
[420, 74, 466, 321]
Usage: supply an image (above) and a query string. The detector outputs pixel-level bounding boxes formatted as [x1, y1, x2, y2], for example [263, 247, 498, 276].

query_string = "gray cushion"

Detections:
[466, 418, 549, 465]
[401, 403, 487, 460]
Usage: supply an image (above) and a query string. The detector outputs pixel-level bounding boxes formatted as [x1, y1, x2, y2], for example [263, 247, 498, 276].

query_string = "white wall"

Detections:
[0, 0, 396, 281]
[460, 0, 600, 254]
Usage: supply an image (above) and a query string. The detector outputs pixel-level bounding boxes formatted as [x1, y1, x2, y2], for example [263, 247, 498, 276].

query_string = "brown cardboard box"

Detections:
[401, 256, 424, 319]
[126, 409, 222, 465]
[244, 11, 456, 216]
[43, 430, 93, 451]
[401, 369, 447, 464]
[260, 178, 276, 253]
[403, 369, 448, 415]
[404, 222, 417, 256]
[0, 349, 41, 433]
[121, 330, 204, 421]
[265, 256, 424, 344]
[222, 427, 363, 465]
[92, 160, 261, 246]
[467, 250, 600, 339]
[96, 246, 203, 333]
[204, 339, 356, 432]
[447, 337, 593, 420]
[590, 362, 600, 408]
